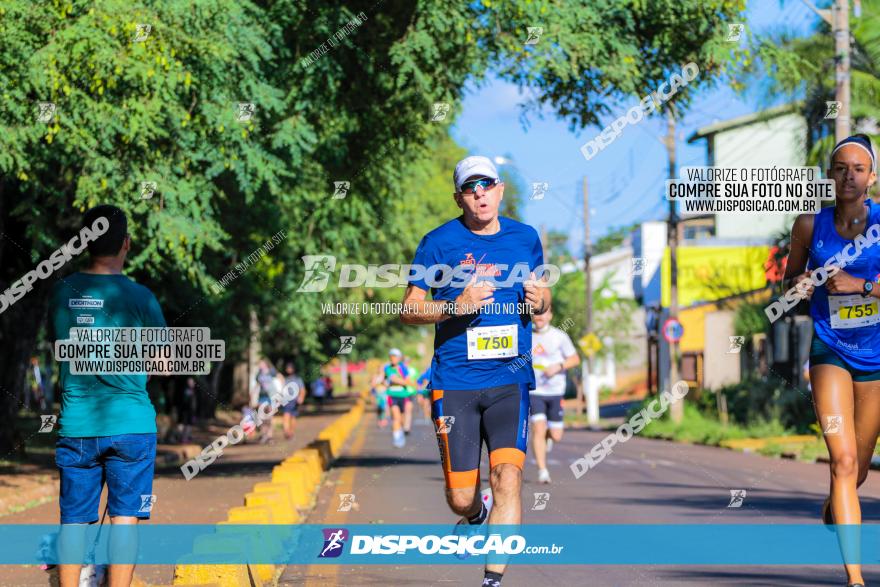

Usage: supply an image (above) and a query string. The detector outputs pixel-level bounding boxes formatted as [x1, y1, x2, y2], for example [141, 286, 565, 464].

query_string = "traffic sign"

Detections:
[662, 318, 684, 343]
[578, 333, 602, 356]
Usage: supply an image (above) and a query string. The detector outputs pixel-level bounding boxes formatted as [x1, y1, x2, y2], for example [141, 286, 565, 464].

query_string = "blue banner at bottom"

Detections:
[0, 524, 875, 565]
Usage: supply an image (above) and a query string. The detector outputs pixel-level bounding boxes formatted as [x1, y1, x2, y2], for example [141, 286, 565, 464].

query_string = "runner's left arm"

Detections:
[544, 333, 580, 377]
[525, 229, 551, 314]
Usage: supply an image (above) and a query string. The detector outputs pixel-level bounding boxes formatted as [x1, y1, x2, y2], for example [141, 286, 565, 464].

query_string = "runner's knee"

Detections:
[489, 463, 521, 494]
[447, 487, 478, 514]
[831, 453, 859, 480]
[548, 428, 563, 442]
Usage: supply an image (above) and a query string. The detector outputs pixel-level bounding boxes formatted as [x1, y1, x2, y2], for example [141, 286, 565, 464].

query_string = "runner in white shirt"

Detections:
[530, 308, 580, 484]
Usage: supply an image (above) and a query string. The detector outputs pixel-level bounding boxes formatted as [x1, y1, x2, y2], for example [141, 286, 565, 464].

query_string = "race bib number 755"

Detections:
[829, 294, 880, 329]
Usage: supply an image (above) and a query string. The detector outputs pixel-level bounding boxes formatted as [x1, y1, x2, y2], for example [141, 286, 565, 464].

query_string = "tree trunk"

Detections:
[0, 178, 53, 455]
[0, 288, 50, 455]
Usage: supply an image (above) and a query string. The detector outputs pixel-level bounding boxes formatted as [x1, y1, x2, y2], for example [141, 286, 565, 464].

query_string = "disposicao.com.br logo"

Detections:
[297, 255, 561, 292]
[316, 528, 562, 557]
[319, 528, 349, 558]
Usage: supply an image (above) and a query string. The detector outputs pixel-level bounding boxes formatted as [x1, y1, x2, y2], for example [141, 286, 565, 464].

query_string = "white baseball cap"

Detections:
[389, 348, 402, 357]
[453, 156, 500, 192]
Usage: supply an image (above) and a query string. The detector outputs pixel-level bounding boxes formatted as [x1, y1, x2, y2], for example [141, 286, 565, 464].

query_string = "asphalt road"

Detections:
[282, 406, 880, 587]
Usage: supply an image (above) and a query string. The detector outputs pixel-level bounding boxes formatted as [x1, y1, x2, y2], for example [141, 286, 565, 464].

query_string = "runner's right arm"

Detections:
[783, 213, 815, 298]
[400, 278, 495, 325]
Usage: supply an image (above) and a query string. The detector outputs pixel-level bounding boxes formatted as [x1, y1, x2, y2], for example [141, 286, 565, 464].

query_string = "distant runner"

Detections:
[530, 307, 579, 484]
[402, 356, 419, 435]
[371, 371, 390, 428]
[417, 365, 432, 422]
[281, 362, 306, 440]
[251, 359, 283, 444]
[383, 348, 414, 448]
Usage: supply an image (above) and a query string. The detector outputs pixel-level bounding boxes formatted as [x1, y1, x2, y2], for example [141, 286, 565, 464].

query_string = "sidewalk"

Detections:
[1, 397, 354, 587]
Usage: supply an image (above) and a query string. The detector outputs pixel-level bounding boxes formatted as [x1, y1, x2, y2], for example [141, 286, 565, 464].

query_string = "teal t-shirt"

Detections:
[383, 363, 412, 398]
[49, 272, 166, 437]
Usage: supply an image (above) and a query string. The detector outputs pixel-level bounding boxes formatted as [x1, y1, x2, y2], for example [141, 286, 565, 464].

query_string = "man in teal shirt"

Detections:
[383, 348, 414, 448]
[49, 205, 166, 586]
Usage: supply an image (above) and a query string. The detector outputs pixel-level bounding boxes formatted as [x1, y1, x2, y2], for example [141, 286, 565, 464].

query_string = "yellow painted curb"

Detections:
[293, 447, 323, 473]
[246, 491, 300, 524]
[172, 563, 252, 586]
[276, 459, 318, 491]
[272, 465, 315, 508]
[253, 481, 297, 510]
[173, 392, 370, 587]
[215, 521, 283, 559]
[281, 456, 320, 486]
[720, 435, 817, 450]
[227, 504, 274, 524]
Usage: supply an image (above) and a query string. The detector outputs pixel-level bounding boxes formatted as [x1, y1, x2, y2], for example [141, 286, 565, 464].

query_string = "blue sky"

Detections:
[451, 0, 819, 252]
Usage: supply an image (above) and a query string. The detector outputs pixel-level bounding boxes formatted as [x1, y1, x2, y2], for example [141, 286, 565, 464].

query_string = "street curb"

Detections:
[170, 390, 369, 587]
[635, 432, 852, 468]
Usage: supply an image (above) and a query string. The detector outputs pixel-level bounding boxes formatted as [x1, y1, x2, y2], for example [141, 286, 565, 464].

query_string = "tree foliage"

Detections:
[0, 0, 748, 453]
[746, 0, 880, 166]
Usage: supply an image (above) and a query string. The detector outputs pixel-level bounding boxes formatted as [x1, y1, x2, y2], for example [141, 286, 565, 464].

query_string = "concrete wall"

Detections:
[590, 245, 635, 299]
[702, 310, 741, 390]
[713, 113, 806, 242]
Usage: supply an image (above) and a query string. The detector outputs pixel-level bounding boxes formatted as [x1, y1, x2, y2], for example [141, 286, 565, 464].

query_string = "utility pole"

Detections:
[801, 0, 852, 140]
[583, 176, 598, 426]
[540, 224, 549, 263]
[665, 109, 683, 423]
[834, 0, 852, 142]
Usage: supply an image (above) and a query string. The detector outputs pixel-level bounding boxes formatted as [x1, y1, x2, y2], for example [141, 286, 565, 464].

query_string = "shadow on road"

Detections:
[332, 455, 439, 469]
[656, 567, 846, 586]
[576, 481, 880, 522]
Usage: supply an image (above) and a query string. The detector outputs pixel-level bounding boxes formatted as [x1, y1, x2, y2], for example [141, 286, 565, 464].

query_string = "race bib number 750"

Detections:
[466, 325, 517, 360]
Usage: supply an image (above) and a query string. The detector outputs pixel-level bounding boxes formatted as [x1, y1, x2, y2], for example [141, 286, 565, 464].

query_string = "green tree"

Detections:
[594, 223, 638, 255]
[0, 0, 485, 452]
[550, 270, 638, 363]
[748, 0, 880, 165]
[480, 0, 748, 129]
[0, 0, 749, 454]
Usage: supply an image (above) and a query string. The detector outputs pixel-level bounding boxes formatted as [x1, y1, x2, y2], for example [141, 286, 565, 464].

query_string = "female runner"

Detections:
[784, 134, 880, 587]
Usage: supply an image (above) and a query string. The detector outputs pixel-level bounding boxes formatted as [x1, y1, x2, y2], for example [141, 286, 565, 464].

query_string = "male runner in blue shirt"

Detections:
[402, 155, 550, 587]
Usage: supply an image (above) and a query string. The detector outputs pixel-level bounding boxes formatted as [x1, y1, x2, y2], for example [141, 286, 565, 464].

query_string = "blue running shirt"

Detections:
[809, 199, 880, 370]
[409, 216, 544, 391]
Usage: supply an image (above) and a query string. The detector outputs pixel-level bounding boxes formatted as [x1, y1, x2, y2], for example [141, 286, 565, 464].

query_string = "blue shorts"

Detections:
[810, 336, 880, 382]
[282, 401, 299, 416]
[529, 394, 564, 428]
[56, 433, 157, 524]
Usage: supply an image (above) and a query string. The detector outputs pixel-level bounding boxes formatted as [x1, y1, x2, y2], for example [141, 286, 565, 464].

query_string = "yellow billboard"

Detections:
[661, 246, 770, 308]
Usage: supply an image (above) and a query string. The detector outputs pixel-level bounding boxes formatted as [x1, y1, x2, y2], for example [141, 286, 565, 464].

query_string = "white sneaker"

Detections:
[538, 468, 551, 484]
[480, 487, 493, 512]
[392, 430, 405, 448]
[546, 438, 554, 453]
[453, 487, 493, 559]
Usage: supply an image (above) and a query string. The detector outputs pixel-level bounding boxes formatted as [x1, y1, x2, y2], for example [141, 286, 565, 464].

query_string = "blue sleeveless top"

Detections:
[809, 199, 880, 370]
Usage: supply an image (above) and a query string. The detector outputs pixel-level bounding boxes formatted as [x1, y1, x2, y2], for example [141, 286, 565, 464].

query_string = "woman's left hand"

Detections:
[826, 270, 865, 294]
